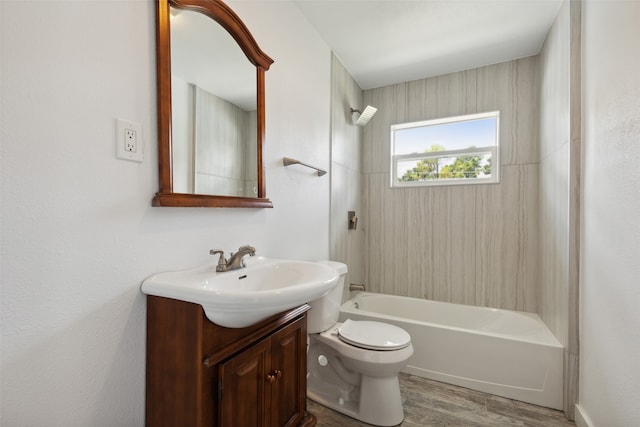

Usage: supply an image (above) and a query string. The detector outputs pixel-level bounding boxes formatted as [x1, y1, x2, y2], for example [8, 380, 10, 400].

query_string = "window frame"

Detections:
[390, 111, 500, 188]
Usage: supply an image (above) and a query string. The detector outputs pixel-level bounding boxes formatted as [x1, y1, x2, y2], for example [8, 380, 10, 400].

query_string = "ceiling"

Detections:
[293, 0, 563, 89]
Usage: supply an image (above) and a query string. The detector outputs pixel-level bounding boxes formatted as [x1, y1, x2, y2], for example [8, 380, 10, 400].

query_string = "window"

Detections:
[390, 111, 499, 188]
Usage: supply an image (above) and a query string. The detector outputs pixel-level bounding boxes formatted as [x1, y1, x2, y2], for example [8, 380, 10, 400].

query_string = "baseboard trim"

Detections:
[574, 404, 594, 427]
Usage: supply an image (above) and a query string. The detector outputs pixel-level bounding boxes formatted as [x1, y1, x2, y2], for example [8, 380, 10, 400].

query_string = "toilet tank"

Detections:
[307, 261, 348, 333]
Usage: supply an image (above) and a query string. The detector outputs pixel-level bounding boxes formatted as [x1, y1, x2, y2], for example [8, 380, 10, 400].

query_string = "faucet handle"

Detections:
[210, 249, 228, 272]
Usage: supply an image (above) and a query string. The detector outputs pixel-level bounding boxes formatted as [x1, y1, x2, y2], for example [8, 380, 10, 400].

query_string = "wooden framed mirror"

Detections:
[153, 0, 274, 208]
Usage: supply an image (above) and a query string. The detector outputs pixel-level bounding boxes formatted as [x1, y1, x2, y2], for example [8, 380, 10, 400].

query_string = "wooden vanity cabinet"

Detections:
[146, 296, 316, 427]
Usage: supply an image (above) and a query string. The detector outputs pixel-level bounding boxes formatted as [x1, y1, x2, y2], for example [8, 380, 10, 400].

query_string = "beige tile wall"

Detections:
[330, 55, 365, 301]
[194, 86, 256, 197]
[538, 0, 581, 418]
[361, 57, 540, 312]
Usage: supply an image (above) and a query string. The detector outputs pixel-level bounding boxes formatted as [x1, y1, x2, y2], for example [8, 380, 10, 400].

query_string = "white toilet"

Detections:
[307, 261, 413, 426]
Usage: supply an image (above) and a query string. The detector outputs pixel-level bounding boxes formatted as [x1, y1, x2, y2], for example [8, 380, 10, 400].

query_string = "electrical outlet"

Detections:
[125, 129, 137, 152]
[116, 118, 143, 162]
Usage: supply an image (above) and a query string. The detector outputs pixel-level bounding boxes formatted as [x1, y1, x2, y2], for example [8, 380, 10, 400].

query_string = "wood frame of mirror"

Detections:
[153, 0, 274, 208]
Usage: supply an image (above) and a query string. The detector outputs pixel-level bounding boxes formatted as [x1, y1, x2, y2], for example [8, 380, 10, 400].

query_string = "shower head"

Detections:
[351, 105, 377, 126]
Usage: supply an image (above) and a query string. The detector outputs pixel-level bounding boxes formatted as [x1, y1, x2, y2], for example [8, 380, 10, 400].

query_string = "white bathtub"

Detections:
[338, 292, 563, 410]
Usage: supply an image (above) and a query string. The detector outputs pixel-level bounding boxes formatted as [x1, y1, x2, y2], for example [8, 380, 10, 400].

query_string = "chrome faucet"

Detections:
[227, 245, 256, 270]
[210, 245, 256, 272]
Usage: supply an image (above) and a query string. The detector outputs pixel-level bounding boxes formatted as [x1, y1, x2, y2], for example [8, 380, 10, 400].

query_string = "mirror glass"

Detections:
[170, 7, 258, 198]
[153, 0, 273, 208]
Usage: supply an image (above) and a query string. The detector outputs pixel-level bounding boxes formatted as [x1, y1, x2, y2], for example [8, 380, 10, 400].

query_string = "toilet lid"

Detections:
[337, 319, 411, 350]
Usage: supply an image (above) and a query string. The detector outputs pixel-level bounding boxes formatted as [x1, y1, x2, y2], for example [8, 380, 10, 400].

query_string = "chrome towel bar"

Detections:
[282, 157, 327, 176]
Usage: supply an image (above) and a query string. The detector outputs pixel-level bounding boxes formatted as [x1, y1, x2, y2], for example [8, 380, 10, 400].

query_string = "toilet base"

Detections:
[306, 327, 412, 426]
[307, 375, 404, 426]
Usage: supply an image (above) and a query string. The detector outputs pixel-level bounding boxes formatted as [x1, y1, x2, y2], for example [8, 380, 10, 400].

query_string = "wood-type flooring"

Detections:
[308, 373, 576, 427]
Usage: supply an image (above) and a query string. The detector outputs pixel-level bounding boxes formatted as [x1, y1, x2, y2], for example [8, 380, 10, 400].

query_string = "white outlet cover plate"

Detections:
[116, 118, 143, 162]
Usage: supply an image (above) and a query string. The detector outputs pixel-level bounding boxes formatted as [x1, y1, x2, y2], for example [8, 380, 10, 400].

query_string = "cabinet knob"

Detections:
[266, 370, 282, 383]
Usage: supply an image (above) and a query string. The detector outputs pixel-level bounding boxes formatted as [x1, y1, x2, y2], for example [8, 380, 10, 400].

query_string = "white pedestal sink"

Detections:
[141, 256, 339, 327]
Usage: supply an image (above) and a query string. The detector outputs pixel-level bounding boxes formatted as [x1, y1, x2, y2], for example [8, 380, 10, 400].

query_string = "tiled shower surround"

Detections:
[330, 2, 580, 416]
[362, 57, 539, 312]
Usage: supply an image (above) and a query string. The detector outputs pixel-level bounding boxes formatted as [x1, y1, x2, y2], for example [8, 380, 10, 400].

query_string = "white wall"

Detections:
[0, 0, 331, 424]
[578, 1, 640, 425]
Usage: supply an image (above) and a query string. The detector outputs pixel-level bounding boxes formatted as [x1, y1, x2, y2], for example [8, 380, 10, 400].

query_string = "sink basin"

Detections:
[141, 256, 339, 328]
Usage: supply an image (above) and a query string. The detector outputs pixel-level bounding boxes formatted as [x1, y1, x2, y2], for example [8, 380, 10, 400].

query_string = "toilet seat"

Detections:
[337, 319, 411, 350]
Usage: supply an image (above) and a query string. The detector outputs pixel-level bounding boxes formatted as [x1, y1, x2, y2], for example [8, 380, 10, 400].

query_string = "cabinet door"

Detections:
[219, 337, 271, 427]
[269, 317, 307, 427]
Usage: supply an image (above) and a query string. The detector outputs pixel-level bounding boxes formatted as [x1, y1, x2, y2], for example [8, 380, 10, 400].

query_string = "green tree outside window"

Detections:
[400, 145, 491, 182]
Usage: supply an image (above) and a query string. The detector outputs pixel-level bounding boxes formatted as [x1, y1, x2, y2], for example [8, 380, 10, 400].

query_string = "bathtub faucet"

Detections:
[349, 283, 366, 292]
